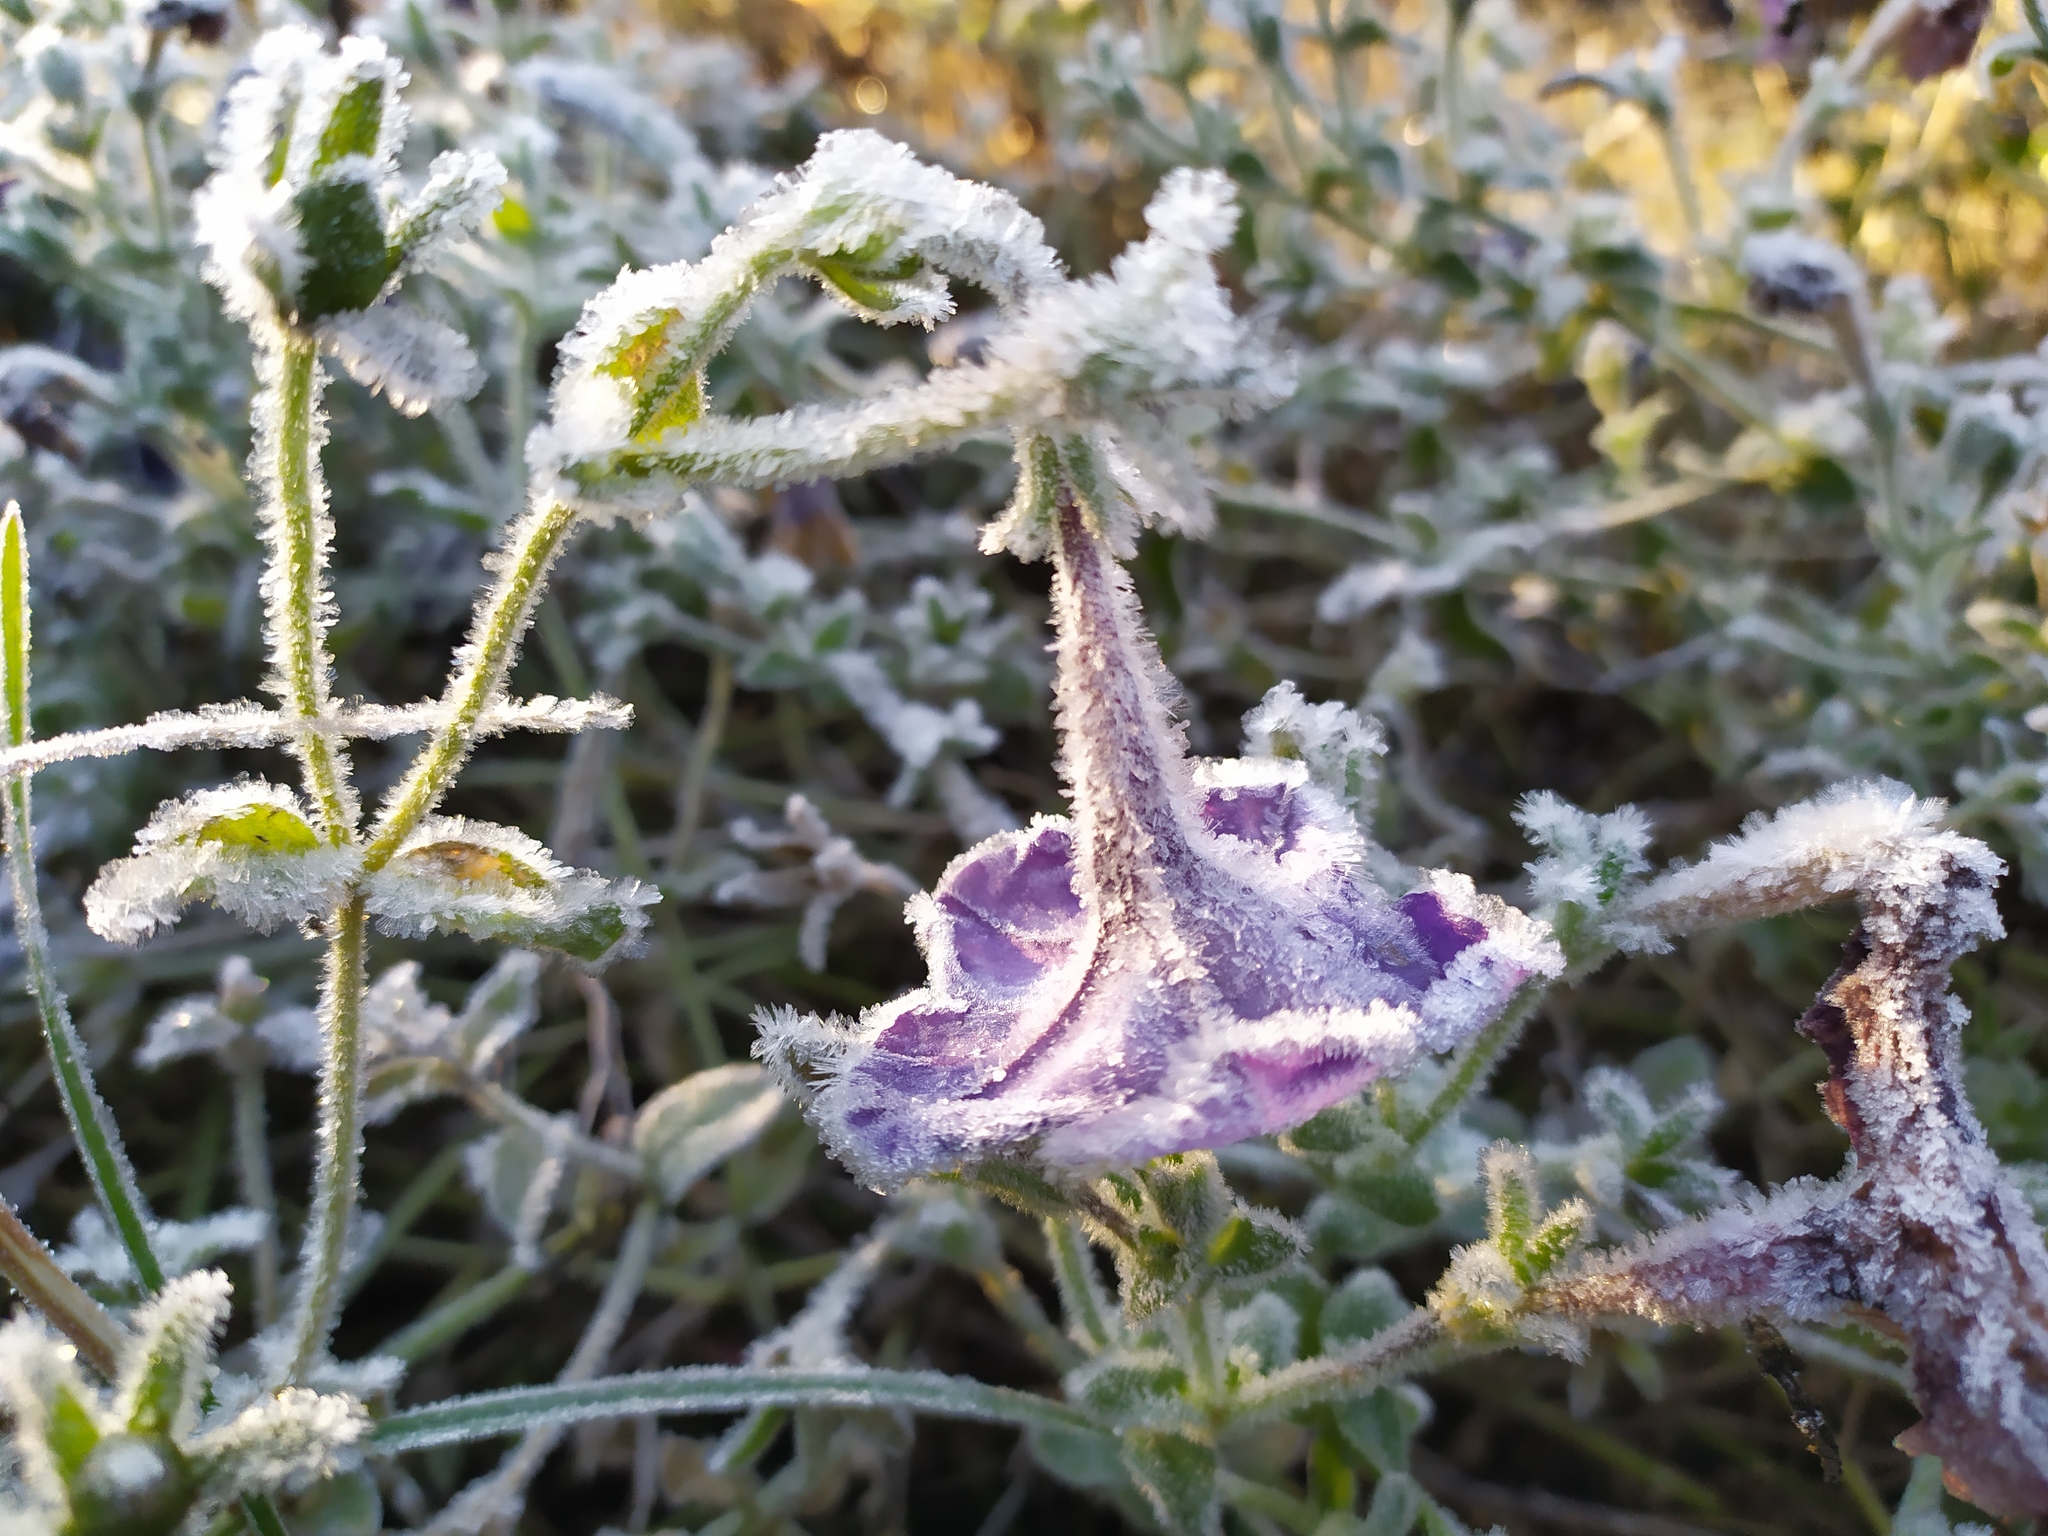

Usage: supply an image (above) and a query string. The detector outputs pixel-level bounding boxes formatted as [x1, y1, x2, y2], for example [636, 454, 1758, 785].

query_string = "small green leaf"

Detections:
[1319, 1268, 1410, 1351]
[1204, 1210, 1302, 1281]
[1345, 1157, 1440, 1228]
[1360, 1470, 1425, 1536]
[1331, 1384, 1429, 1476]
[47, 1383, 100, 1480]
[1119, 1429, 1218, 1536]
[634, 1064, 786, 1204]
[808, 249, 925, 313]
[68, 1433, 196, 1536]
[1070, 1352, 1188, 1425]
[314, 77, 384, 170]
[189, 803, 320, 855]
[290, 177, 393, 319]
[1028, 1424, 1129, 1491]
[1518, 1203, 1592, 1284]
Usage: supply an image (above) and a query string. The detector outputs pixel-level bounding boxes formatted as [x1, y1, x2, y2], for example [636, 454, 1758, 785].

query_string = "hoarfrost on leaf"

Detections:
[82, 781, 359, 944]
[714, 795, 919, 971]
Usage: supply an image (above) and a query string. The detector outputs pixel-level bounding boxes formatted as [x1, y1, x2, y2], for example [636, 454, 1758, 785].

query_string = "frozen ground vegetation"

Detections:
[8, 0, 2048, 1532]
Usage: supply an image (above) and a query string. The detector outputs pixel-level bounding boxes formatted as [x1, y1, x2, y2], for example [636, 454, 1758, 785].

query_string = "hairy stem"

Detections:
[281, 893, 368, 1382]
[261, 331, 354, 840]
[1231, 1309, 1453, 1423]
[365, 498, 581, 870]
[1402, 986, 1543, 1147]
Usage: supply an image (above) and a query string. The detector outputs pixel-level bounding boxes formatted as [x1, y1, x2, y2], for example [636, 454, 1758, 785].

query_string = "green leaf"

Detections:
[1204, 1209, 1303, 1282]
[314, 77, 385, 169]
[1319, 1268, 1410, 1351]
[0, 502, 27, 748]
[1360, 1470, 1425, 1536]
[1345, 1156, 1441, 1228]
[1028, 1424, 1129, 1492]
[633, 1064, 786, 1204]
[1331, 1384, 1430, 1476]
[1142, 1153, 1227, 1244]
[189, 803, 321, 855]
[1119, 1429, 1219, 1536]
[46, 1383, 100, 1481]
[450, 951, 541, 1072]
[369, 1366, 1099, 1453]
[291, 177, 394, 320]
[0, 0, 36, 26]
[1069, 1351, 1189, 1426]
[1518, 1203, 1592, 1284]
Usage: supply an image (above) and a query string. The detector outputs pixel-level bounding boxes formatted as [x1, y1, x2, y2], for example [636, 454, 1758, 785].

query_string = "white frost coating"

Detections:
[364, 814, 657, 966]
[55, 1208, 269, 1287]
[0, 694, 631, 780]
[1739, 229, 1860, 314]
[116, 1268, 236, 1439]
[318, 305, 484, 417]
[1242, 681, 1385, 828]
[188, 1385, 370, 1494]
[715, 794, 918, 970]
[387, 150, 509, 279]
[536, 151, 1287, 535]
[1620, 778, 2003, 950]
[82, 781, 360, 944]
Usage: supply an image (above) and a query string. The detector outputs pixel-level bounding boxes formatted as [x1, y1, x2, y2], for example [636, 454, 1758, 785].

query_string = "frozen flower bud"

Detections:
[83, 780, 360, 944]
[195, 27, 503, 413]
[1740, 230, 1860, 318]
[135, 956, 323, 1074]
[364, 815, 656, 967]
[0, 1272, 367, 1532]
[754, 487, 1560, 1189]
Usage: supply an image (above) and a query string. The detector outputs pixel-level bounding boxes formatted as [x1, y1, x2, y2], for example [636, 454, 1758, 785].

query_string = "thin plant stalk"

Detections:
[0, 1196, 128, 1380]
[424, 1198, 665, 1534]
[282, 894, 369, 1381]
[230, 1059, 281, 1328]
[0, 505, 163, 1292]
[667, 648, 734, 868]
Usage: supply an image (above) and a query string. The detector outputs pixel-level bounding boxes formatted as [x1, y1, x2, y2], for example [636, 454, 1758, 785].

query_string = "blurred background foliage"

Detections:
[13, 0, 2048, 1529]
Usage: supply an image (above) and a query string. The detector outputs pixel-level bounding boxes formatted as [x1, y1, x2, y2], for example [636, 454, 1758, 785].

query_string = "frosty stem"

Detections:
[230, 1058, 281, 1327]
[365, 498, 581, 869]
[264, 331, 354, 840]
[0, 506, 163, 1293]
[281, 894, 368, 1382]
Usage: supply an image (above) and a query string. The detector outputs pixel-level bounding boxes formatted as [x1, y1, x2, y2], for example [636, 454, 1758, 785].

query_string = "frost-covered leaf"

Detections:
[633, 1064, 787, 1204]
[449, 951, 543, 1074]
[57, 1208, 268, 1288]
[464, 1119, 569, 1266]
[319, 306, 482, 417]
[714, 795, 918, 970]
[365, 816, 656, 966]
[1118, 1428, 1218, 1536]
[83, 781, 356, 944]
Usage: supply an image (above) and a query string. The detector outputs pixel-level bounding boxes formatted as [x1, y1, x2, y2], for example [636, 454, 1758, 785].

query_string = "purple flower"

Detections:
[757, 496, 1560, 1188]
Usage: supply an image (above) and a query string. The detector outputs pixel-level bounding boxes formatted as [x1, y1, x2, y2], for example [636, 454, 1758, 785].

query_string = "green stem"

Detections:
[0, 1196, 129, 1379]
[667, 649, 733, 868]
[2, 773, 163, 1292]
[371, 1365, 1099, 1454]
[1044, 1217, 1114, 1352]
[1403, 986, 1543, 1148]
[1231, 1309, 1452, 1423]
[229, 1061, 279, 1328]
[280, 894, 367, 1382]
[364, 498, 580, 870]
[380, 1262, 535, 1364]
[264, 332, 355, 841]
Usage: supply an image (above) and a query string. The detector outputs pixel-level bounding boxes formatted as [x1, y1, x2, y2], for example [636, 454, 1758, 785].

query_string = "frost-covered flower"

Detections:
[193, 27, 504, 414]
[714, 794, 919, 970]
[756, 496, 1561, 1187]
[83, 781, 360, 944]
[364, 816, 656, 966]
[0, 1271, 366, 1531]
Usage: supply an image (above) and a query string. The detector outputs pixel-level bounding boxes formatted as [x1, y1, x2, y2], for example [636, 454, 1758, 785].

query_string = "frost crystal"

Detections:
[755, 498, 1560, 1188]
[83, 780, 359, 944]
[714, 795, 918, 970]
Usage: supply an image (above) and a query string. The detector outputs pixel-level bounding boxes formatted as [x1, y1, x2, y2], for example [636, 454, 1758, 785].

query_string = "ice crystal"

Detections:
[365, 815, 656, 966]
[0, 1272, 365, 1530]
[83, 780, 359, 944]
[755, 498, 1560, 1188]
[714, 795, 918, 971]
